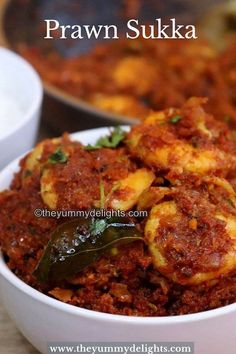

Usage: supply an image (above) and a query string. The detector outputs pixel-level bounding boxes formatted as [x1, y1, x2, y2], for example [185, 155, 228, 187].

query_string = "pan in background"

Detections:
[200, 0, 236, 50]
[0, 0, 228, 134]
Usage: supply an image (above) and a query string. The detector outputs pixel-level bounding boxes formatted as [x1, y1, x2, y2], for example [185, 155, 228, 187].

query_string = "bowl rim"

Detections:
[0, 47, 43, 142]
[1, 126, 236, 325]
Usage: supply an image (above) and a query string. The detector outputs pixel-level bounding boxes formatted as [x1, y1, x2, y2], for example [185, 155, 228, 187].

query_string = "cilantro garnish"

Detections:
[85, 127, 125, 150]
[49, 148, 68, 164]
[169, 115, 182, 124]
[89, 218, 108, 237]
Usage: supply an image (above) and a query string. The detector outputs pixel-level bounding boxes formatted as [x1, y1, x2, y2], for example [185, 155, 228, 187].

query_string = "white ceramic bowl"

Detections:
[0, 127, 235, 354]
[0, 47, 43, 169]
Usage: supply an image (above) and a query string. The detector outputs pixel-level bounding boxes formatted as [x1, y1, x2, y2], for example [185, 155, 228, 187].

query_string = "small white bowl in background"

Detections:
[0, 47, 43, 169]
[0, 127, 235, 354]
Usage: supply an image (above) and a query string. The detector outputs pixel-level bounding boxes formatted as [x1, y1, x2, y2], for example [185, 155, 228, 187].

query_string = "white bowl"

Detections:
[0, 127, 235, 354]
[0, 47, 43, 169]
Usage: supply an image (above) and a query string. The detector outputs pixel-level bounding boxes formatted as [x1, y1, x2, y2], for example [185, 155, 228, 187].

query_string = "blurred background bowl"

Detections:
[0, 47, 42, 169]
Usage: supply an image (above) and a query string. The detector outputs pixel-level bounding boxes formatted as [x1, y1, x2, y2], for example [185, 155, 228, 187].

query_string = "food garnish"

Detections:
[85, 127, 125, 150]
[34, 216, 142, 283]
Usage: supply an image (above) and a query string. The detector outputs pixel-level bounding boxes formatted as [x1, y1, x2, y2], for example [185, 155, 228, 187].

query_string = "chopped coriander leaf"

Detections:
[85, 127, 125, 150]
[85, 144, 100, 151]
[169, 115, 182, 124]
[49, 148, 68, 164]
[89, 218, 108, 237]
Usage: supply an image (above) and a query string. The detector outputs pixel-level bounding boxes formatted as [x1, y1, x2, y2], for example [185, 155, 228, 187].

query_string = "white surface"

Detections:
[0, 127, 235, 354]
[0, 47, 43, 169]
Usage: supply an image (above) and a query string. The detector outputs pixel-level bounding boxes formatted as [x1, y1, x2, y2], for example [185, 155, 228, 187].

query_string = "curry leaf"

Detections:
[34, 216, 142, 283]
